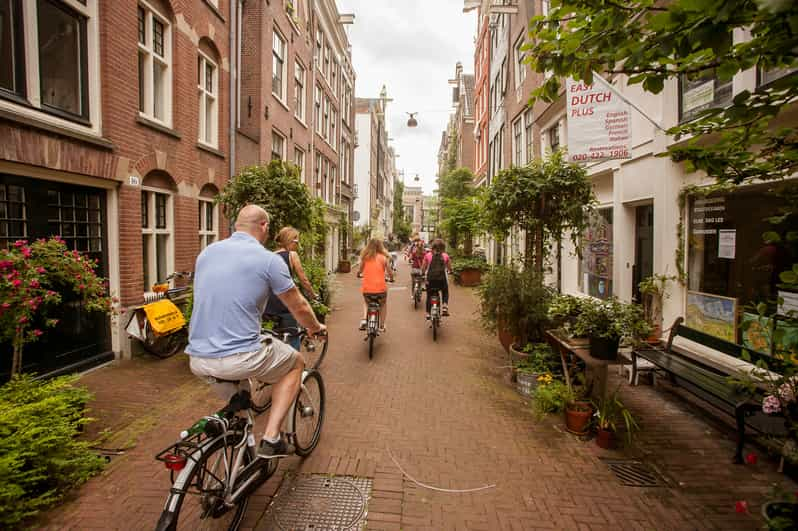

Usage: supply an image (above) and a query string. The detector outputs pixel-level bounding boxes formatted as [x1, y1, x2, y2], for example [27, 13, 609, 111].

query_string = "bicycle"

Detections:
[411, 272, 424, 310]
[429, 289, 443, 341]
[154, 330, 325, 531]
[265, 323, 329, 371]
[363, 294, 383, 359]
[126, 271, 193, 358]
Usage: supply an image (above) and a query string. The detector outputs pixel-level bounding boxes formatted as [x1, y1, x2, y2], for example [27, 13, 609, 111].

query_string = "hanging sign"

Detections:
[566, 75, 632, 163]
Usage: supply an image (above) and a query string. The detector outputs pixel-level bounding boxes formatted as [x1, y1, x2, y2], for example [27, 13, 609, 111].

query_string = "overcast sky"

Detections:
[337, 0, 477, 194]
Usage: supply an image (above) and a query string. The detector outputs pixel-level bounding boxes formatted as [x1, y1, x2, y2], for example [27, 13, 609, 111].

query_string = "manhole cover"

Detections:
[601, 459, 666, 487]
[267, 475, 372, 530]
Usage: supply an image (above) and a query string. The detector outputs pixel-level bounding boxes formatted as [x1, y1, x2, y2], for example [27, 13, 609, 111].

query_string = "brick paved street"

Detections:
[37, 260, 796, 530]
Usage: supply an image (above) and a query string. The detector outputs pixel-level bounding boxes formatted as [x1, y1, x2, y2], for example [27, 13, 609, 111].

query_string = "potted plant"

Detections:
[592, 388, 639, 449]
[572, 297, 651, 360]
[547, 293, 587, 336]
[564, 385, 594, 435]
[452, 255, 487, 287]
[338, 257, 351, 273]
[531, 379, 568, 419]
[513, 343, 559, 395]
[638, 274, 677, 342]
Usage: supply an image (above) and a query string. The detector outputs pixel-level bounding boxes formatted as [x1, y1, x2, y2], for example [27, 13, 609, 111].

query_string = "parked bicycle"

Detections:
[429, 289, 444, 341]
[154, 329, 325, 531]
[126, 271, 193, 358]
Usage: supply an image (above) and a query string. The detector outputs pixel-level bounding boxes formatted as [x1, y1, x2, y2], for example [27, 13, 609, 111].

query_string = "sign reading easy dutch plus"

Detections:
[566, 76, 632, 163]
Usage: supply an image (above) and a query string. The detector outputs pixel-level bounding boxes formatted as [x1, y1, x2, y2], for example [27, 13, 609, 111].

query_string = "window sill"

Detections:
[236, 128, 260, 143]
[202, 0, 226, 23]
[136, 115, 181, 140]
[272, 95, 291, 113]
[294, 116, 309, 129]
[0, 107, 114, 150]
[197, 142, 225, 159]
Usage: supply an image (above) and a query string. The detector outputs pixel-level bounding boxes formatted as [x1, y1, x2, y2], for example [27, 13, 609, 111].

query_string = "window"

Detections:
[323, 42, 330, 79]
[314, 152, 322, 196]
[198, 199, 217, 250]
[330, 165, 337, 203]
[139, 2, 171, 124]
[331, 61, 338, 95]
[272, 30, 286, 101]
[513, 118, 523, 166]
[48, 189, 102, 253]
[330, 108, 337, 149]
[294, 61, 306, 122]
[0, 0, 26, 99]
[579, 208, 613, 300]
[315, 28, 322, 69]
[271, 130, 285, 160]
[322, 97, 329, 140]
[679, 72, 733, 123]
[0, 183, 27, 247]
[141, 189, 172, 292]
[314, 85, 322, 134]
[197, 53, 218, 146]
[759, 65, 798, 87]
[294, 147, 305, 180]
[524, 109, 534, 163]
[341, 140, 349, 183]
[514, 37, 526, 88]
[342, 84, 351, 125]
[548, 122, 560, 152]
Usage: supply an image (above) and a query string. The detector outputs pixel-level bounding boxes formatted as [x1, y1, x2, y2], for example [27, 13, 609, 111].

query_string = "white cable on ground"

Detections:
[386, 448, 497, 493]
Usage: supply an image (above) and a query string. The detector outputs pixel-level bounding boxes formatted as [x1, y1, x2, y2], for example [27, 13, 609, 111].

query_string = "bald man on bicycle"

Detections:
[186, 204, 326, 459]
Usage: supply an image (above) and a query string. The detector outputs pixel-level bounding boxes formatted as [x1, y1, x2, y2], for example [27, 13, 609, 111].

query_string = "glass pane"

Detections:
[141, 192, 148, 228]
[89, 194, 100, 209]
[198, 202, 202, 230]
[89, 209, 100, 223]
[47, 205, 59, 220]
[137, 6, 145, 45]
[142, 234, 150, 289]
[48, 221, 59, 236]
[62, 223, 73, 236]
[205, 97, 213, 142]
[0, 0, 22, 94]
[155, 193, 167, 229]
[89, 224, 100, 237]
[38, 0, 83, 116]
[197, 55, 202, 86]
[0, 203, 6, 219]
[153, 62, 165, 120]
[156, 233, 168, 282]
[75, 193, 87, 207]
[77, 238, 88, 251]
[62, 207, 74, 221]
[76, 223, 87, 237]
[90, 237, 101, 252]
[8, 184, 23, 202]
[0, 222, 7, 236]
[9, 202, 23, 219]
[206, 202, 213, 231]
[0, 185, 5, 202]
[138, 52, 145, 112]
[152, 17, 164, 57]
[62, 191, 74, 206]
[205, 62, 213, 93]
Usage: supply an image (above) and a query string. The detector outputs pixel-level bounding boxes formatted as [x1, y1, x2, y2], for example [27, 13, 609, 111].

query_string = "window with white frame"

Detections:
[272, 29, 286, 101]
[138, 2, 172, 125]
[197, 52, 218, 146]
[322, 97, 330, 140]
[342, 84, 351, 125]
[514, 37, 526, 88]
[294, 147, 305, 180]
[341, 140, 349, 183]
[294, 60, 306, 122]
[1, 0, 98, 124]
[524, 109, 534, 163]
[331, 61, 338, 95]
[198, 198, 217, 250]
[548, 122, 560, 152]
[314, 152, 322, 195]
[315, 28, 322, 68]
[330, 165, 337, 203]
[512, 118, 523, 166]
[330, 107, 337, 149]
[141, 189, 172, 291]
[323, 42, 330, 79]
[314, 85, 322, 134]
[271, 130, 285, 160]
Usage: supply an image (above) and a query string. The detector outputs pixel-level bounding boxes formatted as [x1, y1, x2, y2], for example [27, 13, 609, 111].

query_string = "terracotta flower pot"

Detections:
[565, 401, 593, 435]
[458, 268, 482, 287]
[595, 428, 615, 449]
[508, 343, 531, 383]
[338, 260, 351, 273]
[497, 319, 514, 353]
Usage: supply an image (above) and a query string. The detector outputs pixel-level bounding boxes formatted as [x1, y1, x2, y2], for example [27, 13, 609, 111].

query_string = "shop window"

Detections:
[141, 189, 172, 291]
[579, 207, 613, 300]
[198, 198, 216, 250]
[687, 184, 798, 313]
[138, 1, 172, 125]
[0, 183, 27, 247]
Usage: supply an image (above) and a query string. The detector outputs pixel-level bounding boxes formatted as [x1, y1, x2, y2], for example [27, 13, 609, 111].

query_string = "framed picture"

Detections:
[686, 291, 738, 343]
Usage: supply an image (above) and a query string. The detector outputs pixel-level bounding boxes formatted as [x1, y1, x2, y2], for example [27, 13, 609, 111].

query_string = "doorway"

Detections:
[633, 204, 654, 302]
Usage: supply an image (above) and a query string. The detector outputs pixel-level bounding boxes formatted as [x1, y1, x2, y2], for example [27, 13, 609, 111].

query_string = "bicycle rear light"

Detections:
[163, 454, 187, 471]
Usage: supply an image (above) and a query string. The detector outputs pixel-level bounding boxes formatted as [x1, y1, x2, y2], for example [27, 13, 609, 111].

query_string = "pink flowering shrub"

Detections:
[0, 237, 113, 376]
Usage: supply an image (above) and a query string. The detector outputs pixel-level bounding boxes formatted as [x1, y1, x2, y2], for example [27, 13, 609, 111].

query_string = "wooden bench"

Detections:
[632, 317, 784, 464]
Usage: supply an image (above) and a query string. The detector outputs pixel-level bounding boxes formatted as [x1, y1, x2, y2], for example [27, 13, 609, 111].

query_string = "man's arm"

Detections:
[276, 287, 325, 335]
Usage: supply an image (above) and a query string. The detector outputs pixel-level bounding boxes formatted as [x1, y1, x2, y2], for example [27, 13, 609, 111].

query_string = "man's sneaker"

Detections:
[425, 314, 431, 320]
[359, 320, 367, 330]
[258, 436, 294, 459]
[442, 306, 450, 316]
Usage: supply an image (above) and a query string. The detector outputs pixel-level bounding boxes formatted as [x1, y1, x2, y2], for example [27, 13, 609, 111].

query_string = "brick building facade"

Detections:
[0, 0, 355, 377]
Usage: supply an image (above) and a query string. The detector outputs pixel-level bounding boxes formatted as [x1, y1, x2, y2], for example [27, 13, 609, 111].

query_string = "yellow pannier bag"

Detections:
[143, 299, 186, 336]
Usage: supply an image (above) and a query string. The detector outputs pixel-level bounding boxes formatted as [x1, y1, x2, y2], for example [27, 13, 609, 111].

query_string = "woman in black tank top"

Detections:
[263, 227, 317, 349]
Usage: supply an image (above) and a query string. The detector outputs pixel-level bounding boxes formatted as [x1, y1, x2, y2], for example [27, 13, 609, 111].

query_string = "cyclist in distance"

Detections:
[422, 238, 453, 320]
[358, 238, 394, 332]
[263, 226, 318, 350]
[409, 241, 426, 301]
[186, 205, 325, 460]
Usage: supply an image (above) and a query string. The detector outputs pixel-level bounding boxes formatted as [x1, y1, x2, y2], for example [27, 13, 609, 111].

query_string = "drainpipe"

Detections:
[229, 0, 238, 217]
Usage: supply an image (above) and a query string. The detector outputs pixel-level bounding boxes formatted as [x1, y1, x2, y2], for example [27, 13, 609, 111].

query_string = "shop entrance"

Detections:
[633, 204, 654, 302]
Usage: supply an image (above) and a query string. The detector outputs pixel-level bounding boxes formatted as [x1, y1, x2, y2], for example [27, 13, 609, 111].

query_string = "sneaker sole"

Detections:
[257, 452, 290, 460]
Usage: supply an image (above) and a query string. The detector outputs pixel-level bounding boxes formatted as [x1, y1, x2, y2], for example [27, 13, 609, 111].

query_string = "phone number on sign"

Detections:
[571, 149, 629, 161]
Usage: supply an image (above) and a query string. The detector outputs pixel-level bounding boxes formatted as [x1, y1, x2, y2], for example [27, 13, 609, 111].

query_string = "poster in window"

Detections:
[686, 290, 737, 343]
[741, 312, 772, 354]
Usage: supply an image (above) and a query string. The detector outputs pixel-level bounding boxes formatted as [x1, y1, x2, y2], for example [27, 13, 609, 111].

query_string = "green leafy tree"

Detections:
[525, 0, 798, 185]
[392, 179, 412, 243]
[216, 160, 327, 253]
[482, 151, 595, 271]
[438, 167, 478, 253]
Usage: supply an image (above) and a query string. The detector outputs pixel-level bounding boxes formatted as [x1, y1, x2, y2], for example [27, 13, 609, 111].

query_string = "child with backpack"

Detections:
[422, 239, 453, 319]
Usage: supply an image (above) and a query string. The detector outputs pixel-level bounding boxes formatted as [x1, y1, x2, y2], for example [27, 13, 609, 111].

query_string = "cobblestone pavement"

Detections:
[38, 260, 794, 530]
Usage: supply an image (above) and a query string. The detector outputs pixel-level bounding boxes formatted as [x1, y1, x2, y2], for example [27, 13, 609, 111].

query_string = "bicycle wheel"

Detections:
[144, 327, 187, 359]
[293, 370, 325, 457]
[249, 379, 273, 416]
[432, 318, 438, 342]
[368, 333, 374, 359]
[300, 332, 328, 371]
[156, 433, 267, 531]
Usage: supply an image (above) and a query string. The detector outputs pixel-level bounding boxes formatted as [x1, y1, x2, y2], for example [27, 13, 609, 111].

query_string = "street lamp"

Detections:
[406, 112, 418, 128]
[413, 174, 420, 182]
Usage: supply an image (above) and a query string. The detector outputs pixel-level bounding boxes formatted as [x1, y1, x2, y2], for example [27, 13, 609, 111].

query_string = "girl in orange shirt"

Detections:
[357, 239, 394, 332]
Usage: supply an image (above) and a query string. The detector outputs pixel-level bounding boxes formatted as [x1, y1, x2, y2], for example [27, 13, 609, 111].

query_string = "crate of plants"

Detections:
[513, 343, 560, 396]
[451, 255, 488, 287]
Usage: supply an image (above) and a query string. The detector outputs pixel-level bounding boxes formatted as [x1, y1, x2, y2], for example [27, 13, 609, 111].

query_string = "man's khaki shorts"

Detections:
[190, 337, 300, 389]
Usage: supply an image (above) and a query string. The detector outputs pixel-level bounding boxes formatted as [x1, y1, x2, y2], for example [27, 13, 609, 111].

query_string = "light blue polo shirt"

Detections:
[186, 232, 296, 358]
